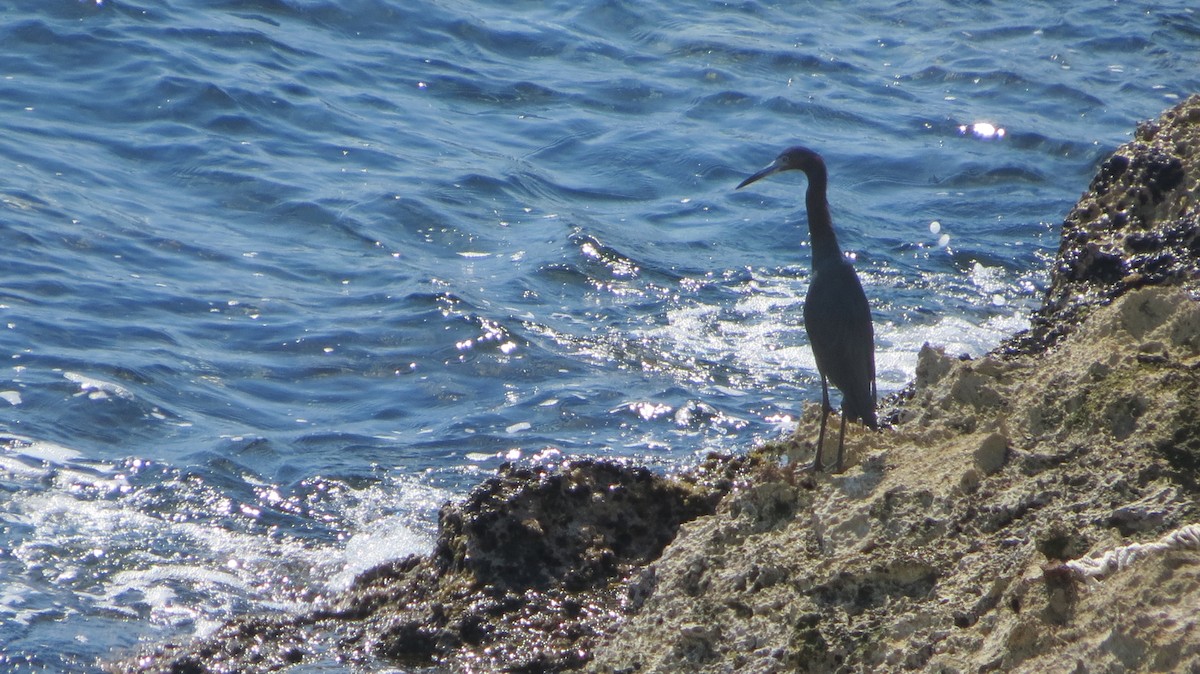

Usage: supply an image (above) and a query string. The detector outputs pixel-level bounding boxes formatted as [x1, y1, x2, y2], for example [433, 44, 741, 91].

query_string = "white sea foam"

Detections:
[329, 517, 433, 591]
[1, 441, 447, 651]
[64, 371, 134, 400]
[2, 433, 83, 465]
[640, 271, 1030, 398]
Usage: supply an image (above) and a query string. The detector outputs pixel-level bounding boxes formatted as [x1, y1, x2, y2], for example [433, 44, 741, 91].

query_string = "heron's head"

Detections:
[736, 146, 825, 189]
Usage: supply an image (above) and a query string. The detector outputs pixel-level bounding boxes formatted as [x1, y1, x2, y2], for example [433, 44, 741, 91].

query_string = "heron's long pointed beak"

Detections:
[736, 159, 783, 189]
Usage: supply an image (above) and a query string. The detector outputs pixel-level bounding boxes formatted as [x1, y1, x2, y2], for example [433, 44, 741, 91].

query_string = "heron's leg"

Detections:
[812, 374, 830, 472]
[834, 410, 849, 473]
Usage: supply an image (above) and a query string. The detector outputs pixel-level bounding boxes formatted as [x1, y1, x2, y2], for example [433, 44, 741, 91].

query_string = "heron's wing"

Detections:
[803, 261, 877, 426]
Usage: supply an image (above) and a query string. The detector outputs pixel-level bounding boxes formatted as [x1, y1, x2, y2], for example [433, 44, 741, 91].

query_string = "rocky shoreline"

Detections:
[113, 95, 1200, 673]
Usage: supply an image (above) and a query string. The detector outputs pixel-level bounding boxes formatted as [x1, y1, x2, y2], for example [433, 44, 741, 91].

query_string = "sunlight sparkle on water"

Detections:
[958, 121, 1006, 140]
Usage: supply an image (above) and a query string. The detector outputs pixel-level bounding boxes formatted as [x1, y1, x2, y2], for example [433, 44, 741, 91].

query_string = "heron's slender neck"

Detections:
[803, 168, 842, 265]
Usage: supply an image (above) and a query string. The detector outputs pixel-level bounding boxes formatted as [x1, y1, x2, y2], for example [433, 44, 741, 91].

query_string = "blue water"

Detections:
[1, 0, 1197, 670]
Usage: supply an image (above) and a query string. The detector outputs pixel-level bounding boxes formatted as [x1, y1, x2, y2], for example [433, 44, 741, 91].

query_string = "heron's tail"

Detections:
[841, 388, 878, 430]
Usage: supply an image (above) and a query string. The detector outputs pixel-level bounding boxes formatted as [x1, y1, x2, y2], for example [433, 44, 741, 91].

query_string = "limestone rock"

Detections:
[588, 283, 1200, 674]
[974, 431, 1009, 475]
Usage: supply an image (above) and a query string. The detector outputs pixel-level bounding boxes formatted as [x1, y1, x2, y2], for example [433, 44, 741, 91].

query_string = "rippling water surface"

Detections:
[1, 0, 1198, 669]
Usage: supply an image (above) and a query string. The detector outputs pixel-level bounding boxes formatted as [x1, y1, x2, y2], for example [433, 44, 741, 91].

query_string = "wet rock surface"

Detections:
[110, 458, 742, 672]
[1006, 94, 1200, 355]
[113, 96, 1200, 673]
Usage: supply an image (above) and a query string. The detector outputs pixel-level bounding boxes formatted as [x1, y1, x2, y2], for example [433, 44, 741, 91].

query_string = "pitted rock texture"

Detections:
[109, 458, 738, 673]
[587, 285, 1200, 674]
[1008, 93, 1200, 355]
[585, 96, 1200, 674]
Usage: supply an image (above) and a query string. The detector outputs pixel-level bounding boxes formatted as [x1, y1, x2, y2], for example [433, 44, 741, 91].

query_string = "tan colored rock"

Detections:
[974, 431, 1008, 475]
[588, 283, 1200, 674]
[587, 95, 1200, 674]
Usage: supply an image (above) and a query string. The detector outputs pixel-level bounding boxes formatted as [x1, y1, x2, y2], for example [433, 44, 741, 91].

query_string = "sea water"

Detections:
[1, 0, 1197, 670]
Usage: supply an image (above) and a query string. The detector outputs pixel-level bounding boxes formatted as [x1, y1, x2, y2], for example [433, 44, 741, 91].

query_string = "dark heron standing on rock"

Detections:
[737, 146, 878, 472]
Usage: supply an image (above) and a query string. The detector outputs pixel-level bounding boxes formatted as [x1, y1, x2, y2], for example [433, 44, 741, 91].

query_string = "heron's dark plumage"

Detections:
[737, 146, 877, 471]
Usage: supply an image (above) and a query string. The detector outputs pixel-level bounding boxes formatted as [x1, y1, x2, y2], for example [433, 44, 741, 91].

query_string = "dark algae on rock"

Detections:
[1007, 95, 1200, 356]
[110, 457, 743, 672]
[430, 460, 719, 592]
[357, 458, 726, 670]
[112, 96, 1200, 673]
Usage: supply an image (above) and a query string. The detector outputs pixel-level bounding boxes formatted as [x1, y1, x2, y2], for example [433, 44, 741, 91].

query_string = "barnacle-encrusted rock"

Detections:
[110, 458, 741, 672]
[1006, 94, 1200, 355]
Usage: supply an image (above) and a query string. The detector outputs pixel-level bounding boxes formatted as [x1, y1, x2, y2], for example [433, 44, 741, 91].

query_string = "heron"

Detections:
[737, 146, 877, 472]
